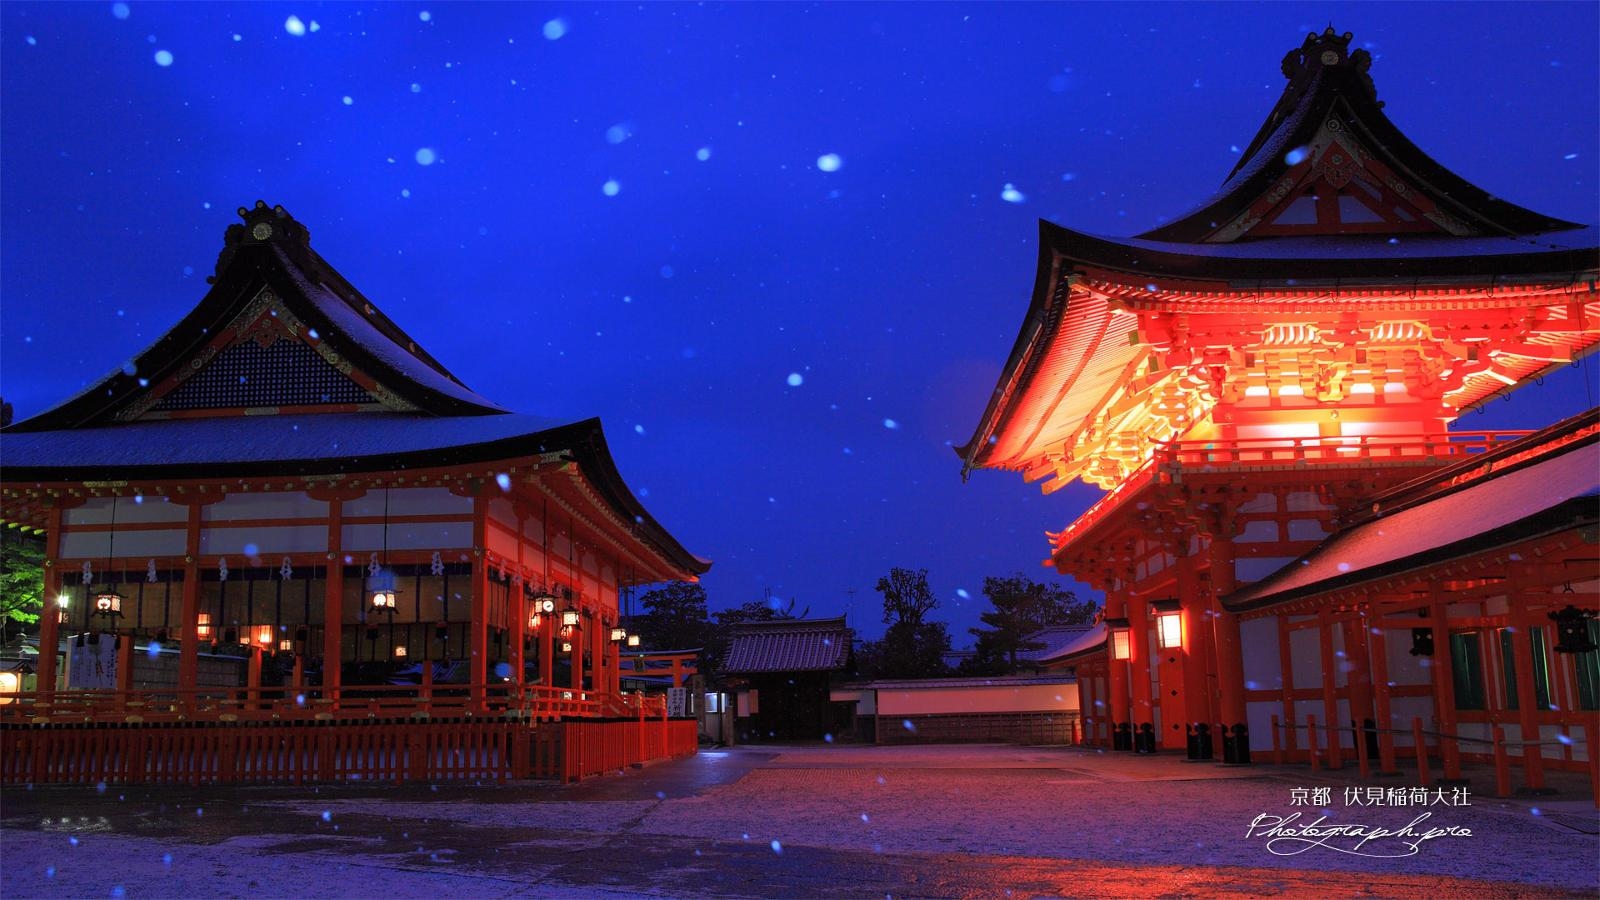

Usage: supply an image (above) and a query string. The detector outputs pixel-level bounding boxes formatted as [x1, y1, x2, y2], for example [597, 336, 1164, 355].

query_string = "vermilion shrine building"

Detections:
[962, 30, 1600, 786]
[0, 202, 706, 783]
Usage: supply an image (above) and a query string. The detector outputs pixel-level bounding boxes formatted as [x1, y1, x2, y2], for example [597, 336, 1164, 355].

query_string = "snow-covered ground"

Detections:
[2, 744, 1595, 897]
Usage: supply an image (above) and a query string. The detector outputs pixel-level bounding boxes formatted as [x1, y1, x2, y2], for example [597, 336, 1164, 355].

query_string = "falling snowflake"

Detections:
[786, 372, 804, 387]
[1000, 183, 1025, 203]
[543, 18, 567, 40]
[602, 179, 621, 197]
[284, 15, 307, 37]
[415, 148, 437, 166]
[153, 50, 173, 67]
[816, 153, 842, 172]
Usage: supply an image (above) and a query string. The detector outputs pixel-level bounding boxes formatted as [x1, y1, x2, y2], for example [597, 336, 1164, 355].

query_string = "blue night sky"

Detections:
[2, 3, 1596, 643]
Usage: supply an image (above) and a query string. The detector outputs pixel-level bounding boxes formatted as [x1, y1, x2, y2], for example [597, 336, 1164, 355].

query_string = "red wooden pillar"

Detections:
[116, 630, 135, 695]
[1367, 614, 1399, 773]
[1106, 595, 1130, 744]
[1276, 615, 1297, 758]
[1127, 598, 1154, 735]
[1208, 537, 1248, 735]
[1427, 594, 1461, 779]
[1318, 610, 1342, 769]
[1509, 612, 1547, 791]
[1342, 611, 1376, 767]
[179, 502, 203, 703]
[470, 496, 490, 708]
[321, 496, 345, 704]
[567, 620, 582, 694]
[1176, 552, 1210, 740]
[510, 506, 527, 696]
[589, 605, 604, 696]
[36, 505, 64, 699]
[540, 609, 554, 697]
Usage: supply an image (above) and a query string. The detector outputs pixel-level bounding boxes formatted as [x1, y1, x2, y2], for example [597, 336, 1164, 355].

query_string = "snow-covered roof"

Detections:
[1016, 624, 1096, 663]
[1021, 622, 1107, 666]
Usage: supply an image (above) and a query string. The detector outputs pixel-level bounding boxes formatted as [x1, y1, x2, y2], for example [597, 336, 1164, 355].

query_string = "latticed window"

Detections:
[154, 338, 371, 410]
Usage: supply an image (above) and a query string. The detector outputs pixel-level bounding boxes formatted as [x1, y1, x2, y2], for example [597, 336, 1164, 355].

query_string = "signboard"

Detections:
[65, 633, 118, 690]
[666, 687, 688, 717]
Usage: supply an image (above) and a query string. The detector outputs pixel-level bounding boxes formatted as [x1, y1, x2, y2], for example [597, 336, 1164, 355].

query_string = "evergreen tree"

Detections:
[964, 574, 1097, 675]
[634, 581, 711, 653]
[871, 568, 949, 678]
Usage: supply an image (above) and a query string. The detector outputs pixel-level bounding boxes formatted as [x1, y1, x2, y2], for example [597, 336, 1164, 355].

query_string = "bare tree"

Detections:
[875, 567, 937, 628]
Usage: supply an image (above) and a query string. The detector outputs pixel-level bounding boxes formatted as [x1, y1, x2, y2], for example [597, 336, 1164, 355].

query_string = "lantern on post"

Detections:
[610, 626, 627, 643]
[1106, 618, 1131, 661]
[626, 633, 641, 649]
[1153, 599, 1183, 651]
[56, 594, 70, 625]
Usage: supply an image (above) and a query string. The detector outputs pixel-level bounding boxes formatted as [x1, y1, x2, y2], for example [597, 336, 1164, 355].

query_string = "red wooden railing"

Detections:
[1053, 430, 1528, 550]
[0, 687, 696, 786]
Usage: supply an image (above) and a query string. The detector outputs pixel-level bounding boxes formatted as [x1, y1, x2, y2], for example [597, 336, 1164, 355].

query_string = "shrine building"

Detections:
[0, 202, 706, 784]
[960, 29, 1600, 788]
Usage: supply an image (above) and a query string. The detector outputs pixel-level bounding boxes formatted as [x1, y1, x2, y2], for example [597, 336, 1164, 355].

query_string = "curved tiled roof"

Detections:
[721, 617, 851, 674]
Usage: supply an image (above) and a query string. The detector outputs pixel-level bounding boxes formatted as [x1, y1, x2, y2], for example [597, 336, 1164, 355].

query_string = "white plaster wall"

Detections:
[66, 496, 188, 525]
[486, 497, 518, 530]
[1288, 626, 1321, 690]
[343, 488, 471, 518]
[200, 525, 327, 556]
[1285, 519, 1327, 541]
[1235, 556, 1295, 584]
[1239, 617, 1283, 690]
[341, 522, 472, 552]
[201, 492, 328, 522]
[1285, 492, 1326, 512]
[60, 530, 185, 559]
[1235, 520, 1279, 543]
[1389, 696, 1434, 746]
[1246, 700, 1276, 750]
[1238, 492, 1276, 515]
[875, 683, 1078, 716]
[1384, 629, 1432, 685]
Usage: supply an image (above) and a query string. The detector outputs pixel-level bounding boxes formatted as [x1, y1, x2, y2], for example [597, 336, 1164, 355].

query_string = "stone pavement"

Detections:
[1, 743, 1595, 898]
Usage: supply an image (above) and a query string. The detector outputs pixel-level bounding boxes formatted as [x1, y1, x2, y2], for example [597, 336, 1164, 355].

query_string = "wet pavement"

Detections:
[2, 744, 1595, 898]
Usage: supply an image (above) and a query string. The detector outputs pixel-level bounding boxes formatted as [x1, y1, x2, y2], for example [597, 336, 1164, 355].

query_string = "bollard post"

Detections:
[1307, 715, 1320, 772]
[1412, 717, 1431, 788]
[1493, 725, 1512, 798]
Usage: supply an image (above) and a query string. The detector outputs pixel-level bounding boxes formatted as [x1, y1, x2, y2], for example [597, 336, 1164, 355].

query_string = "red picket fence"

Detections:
[556, 718, 700, 782]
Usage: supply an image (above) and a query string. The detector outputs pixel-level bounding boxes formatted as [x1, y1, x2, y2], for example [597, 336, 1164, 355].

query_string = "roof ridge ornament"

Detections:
[1280, 26, 1378, 105]
[208, 200, 313, 284]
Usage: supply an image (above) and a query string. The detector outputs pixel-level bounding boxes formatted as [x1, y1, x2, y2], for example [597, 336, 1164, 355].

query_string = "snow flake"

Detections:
[111, 3, 130, 20]
[786, 372, 804, 387]
[415, 147, 437, 166]
[542, 18, 568, 40]
[955, 588, 970, 599]
[882, 418, 899, 430]
[321, 810, 332, 822]
[342, 96, 353, 106]
[602, 179, 621, 197]
[605, 123, 633, 144]
[410, 83, 422, 93]
[770, 840, 783, 854]
[696, 146, 712, 162]
[25, 35, 37, 46]
[154, 49, 173, 67]
[1000, 183, 1025, 203]
[419, 11, 432, 22]
[284, 15, 307, 37]
[816, 153, 842, 172]
[1285, 146, 1311, 165]
[1564, 153, 1579, 160]
[495, 473, 512, 492]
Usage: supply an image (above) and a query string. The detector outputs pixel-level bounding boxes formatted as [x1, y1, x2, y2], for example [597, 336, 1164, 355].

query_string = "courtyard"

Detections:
[1, 744, 1595, 898]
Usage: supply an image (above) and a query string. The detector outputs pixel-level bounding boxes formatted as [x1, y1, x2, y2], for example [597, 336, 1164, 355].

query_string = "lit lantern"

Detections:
[278, 639, 294, 652]
[561, 640, 574, 654]
[627, 633, 641, 649]
[257, 626, 275, 646]
[393, 645, 408, 659]
[0, 670, 19, 705]
[560, 605, 581, 629]
[1153, 600, 1183, 650]
[93, 589, 125, 618]
[528, 612, 542, 631]
[610, 627, 627, 643]
[239, 629, 252, 645]
[368, 569, 399, 611]
[56, 594, 70, 624]
[534, 595, 556, 615]
[1106, 617, 1131, 661]
[195, 613, 213, 640]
